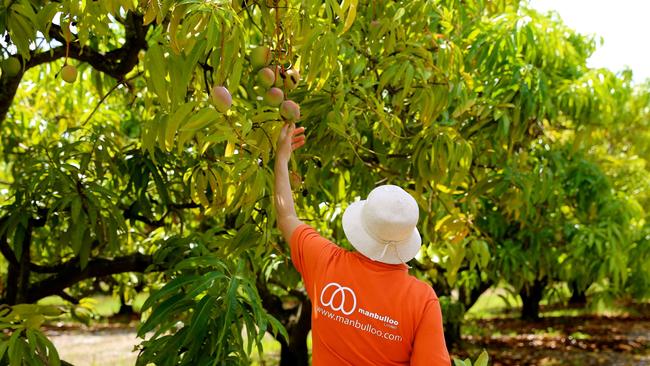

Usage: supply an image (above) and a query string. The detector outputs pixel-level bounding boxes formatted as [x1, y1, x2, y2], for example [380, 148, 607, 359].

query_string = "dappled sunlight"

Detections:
[1, 0, 649, 365]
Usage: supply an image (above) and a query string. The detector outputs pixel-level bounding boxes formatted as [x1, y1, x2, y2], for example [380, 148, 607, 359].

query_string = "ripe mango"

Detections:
[210, 86, 232, 113]
[280, 100, 300, 121]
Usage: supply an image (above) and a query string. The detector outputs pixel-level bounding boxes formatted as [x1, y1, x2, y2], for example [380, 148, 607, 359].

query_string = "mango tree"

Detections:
[1, 0, 649, 364]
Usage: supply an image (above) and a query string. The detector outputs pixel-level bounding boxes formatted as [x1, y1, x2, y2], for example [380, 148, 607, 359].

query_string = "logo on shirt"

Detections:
[320, 282, 357, 315]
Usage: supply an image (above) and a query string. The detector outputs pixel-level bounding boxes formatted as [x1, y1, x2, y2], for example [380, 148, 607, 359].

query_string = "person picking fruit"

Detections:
[274, 123, 450, 365]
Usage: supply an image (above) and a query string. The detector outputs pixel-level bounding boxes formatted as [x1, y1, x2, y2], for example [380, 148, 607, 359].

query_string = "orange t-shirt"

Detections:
[290, 224, 450, 366]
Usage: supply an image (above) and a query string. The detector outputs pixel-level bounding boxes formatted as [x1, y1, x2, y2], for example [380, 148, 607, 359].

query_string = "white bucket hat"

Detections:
[342, 185, 422, 265]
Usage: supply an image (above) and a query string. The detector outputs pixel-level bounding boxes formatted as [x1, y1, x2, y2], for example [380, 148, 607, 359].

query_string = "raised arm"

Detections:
[274, 123, 306, 243]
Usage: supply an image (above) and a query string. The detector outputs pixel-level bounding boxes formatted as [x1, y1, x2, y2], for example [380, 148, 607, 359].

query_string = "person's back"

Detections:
[291, 225, 450, 365]
[274, 123, 450, 365]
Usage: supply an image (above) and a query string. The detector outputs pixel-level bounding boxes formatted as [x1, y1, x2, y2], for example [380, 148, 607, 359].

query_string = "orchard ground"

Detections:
[44, 292, 650, 365]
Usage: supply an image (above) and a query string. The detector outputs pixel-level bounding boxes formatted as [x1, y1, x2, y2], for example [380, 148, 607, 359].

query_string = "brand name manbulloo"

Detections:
[320, 282, 399, 326]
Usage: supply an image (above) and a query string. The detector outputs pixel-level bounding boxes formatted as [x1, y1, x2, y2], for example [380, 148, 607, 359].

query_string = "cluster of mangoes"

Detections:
[251, 46, 301, 122]
[209, 46, 301, 120]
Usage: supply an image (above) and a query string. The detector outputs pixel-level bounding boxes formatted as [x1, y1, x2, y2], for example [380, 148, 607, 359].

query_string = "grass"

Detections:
[38, 293, 149, 321]
[465, 283, 640, 319]
[250, 333, 282, 365]
[465, 286, 522, 318]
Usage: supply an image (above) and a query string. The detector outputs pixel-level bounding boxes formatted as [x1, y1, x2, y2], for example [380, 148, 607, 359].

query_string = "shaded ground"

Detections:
[45, 311, 650, 365]
[453, 315, 650, 365]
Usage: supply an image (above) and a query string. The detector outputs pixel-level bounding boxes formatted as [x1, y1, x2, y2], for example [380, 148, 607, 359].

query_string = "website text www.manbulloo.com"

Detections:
[316, 306, 403, 342]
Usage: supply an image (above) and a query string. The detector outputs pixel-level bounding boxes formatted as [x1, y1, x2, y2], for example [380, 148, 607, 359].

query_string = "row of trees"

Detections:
[1, 0, 648, 364]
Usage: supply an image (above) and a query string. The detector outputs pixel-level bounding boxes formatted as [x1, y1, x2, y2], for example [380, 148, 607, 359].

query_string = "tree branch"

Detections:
[30, 198, 199, 273]
[57, 291, 80, 305]
[29, 242, 99, 274]
[123, 209, 166, 227]
[122, 201, 201, 228]
[26, 253, 154, 303]
[32, 13, 149, 78]
[0, 218, 18, 267]
[0, 12, 150, 125]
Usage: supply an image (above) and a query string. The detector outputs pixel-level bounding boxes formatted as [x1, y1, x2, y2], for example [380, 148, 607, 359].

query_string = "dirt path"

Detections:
[45, 314, 650, 365]
[46, 326, 139, 366]
[454, 316, 650, 365]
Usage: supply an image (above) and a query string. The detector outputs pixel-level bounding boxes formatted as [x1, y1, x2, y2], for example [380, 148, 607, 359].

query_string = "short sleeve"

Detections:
[410, 298, 451, 366]
[290, 224, 341, 290]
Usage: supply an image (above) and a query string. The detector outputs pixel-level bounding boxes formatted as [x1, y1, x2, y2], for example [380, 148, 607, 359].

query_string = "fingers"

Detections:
[292, 135, 305, 144]
[292, 126, 305, 136]
[292, 139, 306, 151]
[291, 134, 306, 151]
[280, 123, 305, 152]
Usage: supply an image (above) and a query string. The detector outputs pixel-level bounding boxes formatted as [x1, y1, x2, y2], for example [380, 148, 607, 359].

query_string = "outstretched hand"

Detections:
[277, 123, 306, 162]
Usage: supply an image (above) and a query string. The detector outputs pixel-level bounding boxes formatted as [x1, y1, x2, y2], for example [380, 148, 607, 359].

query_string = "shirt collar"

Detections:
[351, 251, 409, 272]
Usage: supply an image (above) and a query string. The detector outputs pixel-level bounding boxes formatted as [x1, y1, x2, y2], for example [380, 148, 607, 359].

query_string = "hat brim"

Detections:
[342, 200, 422, 265]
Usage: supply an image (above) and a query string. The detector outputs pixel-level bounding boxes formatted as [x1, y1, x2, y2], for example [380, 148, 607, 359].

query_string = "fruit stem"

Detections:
[64, 21, 70, 65]
[274, 0, 281, 83]
[218, 20, 225, 86]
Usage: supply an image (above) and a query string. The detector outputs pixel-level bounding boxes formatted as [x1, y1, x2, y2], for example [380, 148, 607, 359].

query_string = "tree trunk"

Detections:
[16, 223, 33, 304]
[519, 278, 547, 321]
[0, 70, 22, 126]
[257, 281, 312, 366]
[278, 299, 312, 366]
[4, 222, 33, 305]
[569, 283, 587, 305]
[118, 293, 135, 316]
[5, 261, 19, 305]
[441, 299, 465, 349]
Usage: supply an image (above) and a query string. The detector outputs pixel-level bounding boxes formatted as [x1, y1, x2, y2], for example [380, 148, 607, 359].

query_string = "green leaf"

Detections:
[342, 0, 357, 33]
[174, 256, 228, 271]
[180, 107, 220, 131]
[165, 101, 199, 151]
[144, 159, 170, 204]
[474, 350, 489, 366]
[183, 295, 216, 347]
[25, 329, 36, 356]
[0, 342, 8, 362]
[8, 11, 33, 58]
[266, 314, 288, 343]
[216, 274, 240, 358]
[402, 63, 415, 98]
[138, 293, 187, 337]
[34, 330, 61, 366]
[378, 65, 398, 94]
[70, 220, 85, 255]
[146, 43, 169, 108]
[12, 3, 37, 24]
[71, 196, 82, 223]
[185, 271, 227, 299]
[453, 359, 467, 366]
[393, 7, 406, 21]
[7, 329, 23, 366]
[229, 56, 244, 91]
[140, 275, 201, 313]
